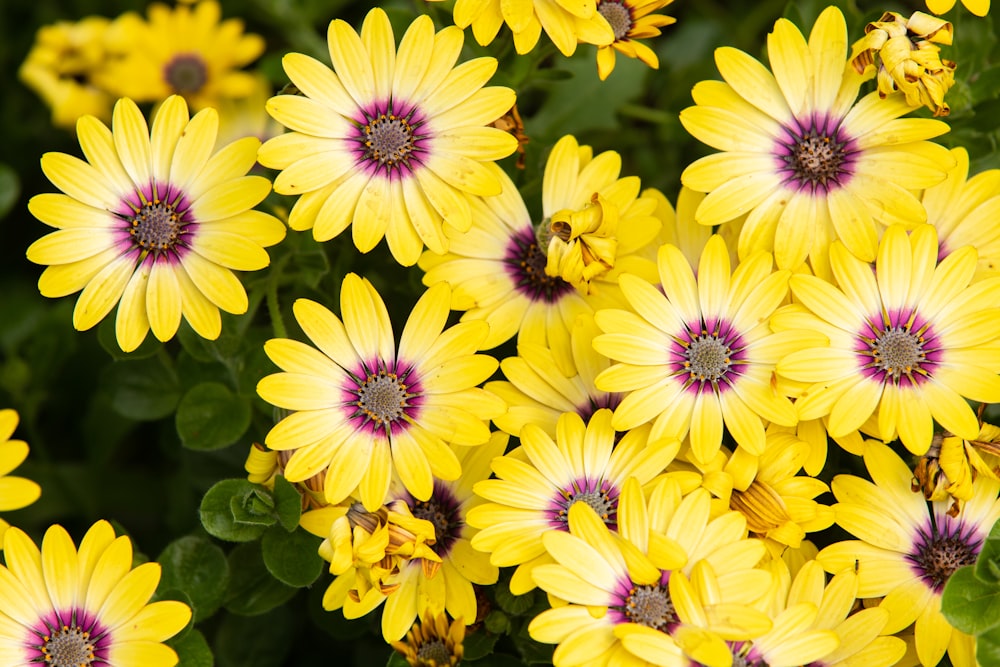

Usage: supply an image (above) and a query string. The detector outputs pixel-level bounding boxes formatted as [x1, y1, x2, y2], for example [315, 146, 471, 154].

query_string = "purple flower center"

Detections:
[503, 226, 575, 303]
[855, 310, 941, 386]
[164, 53, 208, 95]
[117, 185, 195, 262]
[353, 102, 427, 179]
[776, 115, 857, 193]
[907, 518, 981, 592]
[669, 318, 746, 394]
[345, 359, 422, 436]
[548, 477, 619, 530]
[410, 480, 463, 558]
[27, 610, 111, 666]
[609, 573, 678, 632]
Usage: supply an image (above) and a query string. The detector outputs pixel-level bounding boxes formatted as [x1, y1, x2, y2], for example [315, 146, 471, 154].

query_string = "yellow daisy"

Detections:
[18, 17, 115, 129]
[256, 274, 505, 512]
[447, 0, 615, 57]
[95, 0, 265, 111]
[913, 422, 1000, 508]
[0, 410, 41, 549]
[528, 477, 773, 667]
[926, 0, 990, 16]
[485, 314, 622, 438]
[777, 224, 1000, 455]
[679, 5, 953, 277]
[923, 146, 1000, 279]
[391, 611, 465, 667]
[467, 410, 677, 593]
[817, 441, 1000, 667]
[257, 7, 517, 266]
[26, 95, 284, 352]
[594, 0, 676, 80]
[0, 520, 191, 666]
[593, 234, 812, 464]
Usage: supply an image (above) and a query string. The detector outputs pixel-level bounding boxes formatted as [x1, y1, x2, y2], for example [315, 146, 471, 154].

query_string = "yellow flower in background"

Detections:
[778, 224, 1000, 455]
[818, 442, 1000, 667]
[486, 314, 622, 438]
[215, 72, 284, 147]
[680, 6, 953, 278]
[258, 7, 517, 266]
[850, 11, 956, 117]
[913, 423, 1000, 509]
[594, 0, 676, 80]
[445, 0, 615, 57]
[923, 146, 1000, 279]
[0, 409, 41, 549]
[18, 17, 115, 129]
[594, 235, 813, 464]
[926, 0, 990, 16]
[468, 410, 677, 593]
[0, 520, 191, 666]
[95, 0, 264, 110]
[391, 611, 466, 667]
[26, 95, 285, 352]
[257, 275, 505, 512]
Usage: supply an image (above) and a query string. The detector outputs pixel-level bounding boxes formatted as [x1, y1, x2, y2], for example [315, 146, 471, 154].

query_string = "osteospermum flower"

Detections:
[485, 314, 622, 437]
[776, 224, 1000, 455]
[679, 5, 953, 278]
[94, 0, 265, 111]
[594, 234, 812, 464]
[594, 0, 676, 80]
[256, 274, 505, 511]
[912, 423, 1000, 509]
[923, 146, 1000, 278]
[26, 95, 285, 352]
[390, 611, 465, 667]
[926, 0, 990, 17]
[0, 410, 41, 548]
[444, 0, 615, 57]
[467, 410, 677, 593]
[817, 442, 1000, 667]
[257, 8, 517, 266]
[0, 520, 191, 666]
[528, 478, 773, 667]
[18, 17, 115, 129]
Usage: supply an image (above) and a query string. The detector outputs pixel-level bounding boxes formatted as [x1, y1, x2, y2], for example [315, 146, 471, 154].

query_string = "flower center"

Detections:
[164, 53, 208, 94]
[685, 333, 732, 382]
[598, 0, 633, 41]
[357, 372, 407, 424]
[362, 113, 416, 171]
[416, 638, 452, 665]
[129, 199, 185, 253]
[909, 526, 980, 592]
[622, 584, 677, 632]
[551, 478, 618, 529]
[779, 121, 854, 192]
[858, 315, 939, 387]
[411, 483, 463, 557]
[871, 327, 925, 380]
[42, 625, 95, 667]
[504, 227, 575, 303]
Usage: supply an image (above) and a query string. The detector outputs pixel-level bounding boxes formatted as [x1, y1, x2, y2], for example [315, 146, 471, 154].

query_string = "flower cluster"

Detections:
[13, 0, 1000, 665]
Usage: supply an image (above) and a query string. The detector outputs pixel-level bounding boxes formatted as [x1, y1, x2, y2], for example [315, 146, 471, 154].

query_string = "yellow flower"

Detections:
[926, 0, 990, 17]
[391, 611, 466, 667]
[0, 520, 191, 666]
[256, 275, 505, 512]
[851, 11, 956, 117]
[0, 409, 41, 549]
[26, 95, 285, 352]
[18, 17, 115, 129]
[818, 442, 999, 667]
[95, 0, 265, 110]
[913, 423, 1000, 509]
[594, 0, 676, 80]
[680, 6, 953, 278]
[777, 224, 1000, 455]
[258, 7, 517, 266]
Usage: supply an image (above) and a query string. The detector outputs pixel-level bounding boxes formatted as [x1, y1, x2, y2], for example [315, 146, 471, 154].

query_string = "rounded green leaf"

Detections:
[169, 628, 214, 667]
[176, 382, 251, 450]
[102, 355, 181, 420]
[158, 535, 230, 622]
[200, 479, 272, 542]
[224, 541, 299, 616]
[261, 524, 323, 588]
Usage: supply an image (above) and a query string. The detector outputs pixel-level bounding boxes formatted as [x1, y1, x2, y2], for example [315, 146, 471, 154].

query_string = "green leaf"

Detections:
[102, 355, 181, 420]
[942, 565, 1000, 635]
[385, 652, 410, 667]
[200, 479, 272, 543]
[97, 317, 162, 360]
[463, 627, 500, 661]
[169, 628, 214, 667]
[157, 535, 230, 622]
[484, 610, 510, 635]
[979, 624, 1000, 667]
[272, 475, 303, 531]
[224, 541, 299, 616]
[261, 525, 324, 588]
[175, 382, 251, 450]
[214, 606, 293, 667]
[231, 488, 279, 527]
[494, 579, 537, 616]
[0, 163, 19, 220]
[511, 619, 554, 664]
[976, 518, 1000, 584]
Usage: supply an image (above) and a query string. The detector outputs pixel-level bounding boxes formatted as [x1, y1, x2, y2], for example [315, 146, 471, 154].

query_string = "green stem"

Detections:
[266, 254, 291, 340]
